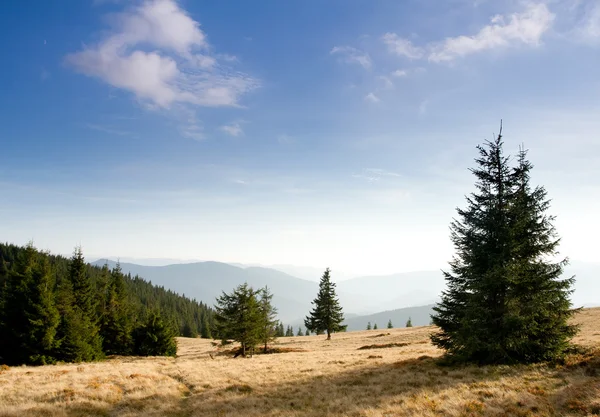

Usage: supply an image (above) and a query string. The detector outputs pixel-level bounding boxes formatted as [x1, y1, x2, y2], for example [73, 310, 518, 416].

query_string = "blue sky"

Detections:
[1, 0, 599, 275]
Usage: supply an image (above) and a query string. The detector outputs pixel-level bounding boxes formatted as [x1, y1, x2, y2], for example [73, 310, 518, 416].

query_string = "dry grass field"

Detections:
[1, 308, 599, 417]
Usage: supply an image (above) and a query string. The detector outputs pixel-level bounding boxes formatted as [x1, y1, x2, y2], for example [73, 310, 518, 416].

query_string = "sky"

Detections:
[0, 0, 599, 276]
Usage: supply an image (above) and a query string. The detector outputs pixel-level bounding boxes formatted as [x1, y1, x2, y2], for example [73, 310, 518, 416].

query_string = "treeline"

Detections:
[0, 243, 215, 365]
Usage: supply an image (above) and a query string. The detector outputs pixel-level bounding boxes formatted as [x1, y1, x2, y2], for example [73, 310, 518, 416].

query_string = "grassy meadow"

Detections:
[1, 308, 599, 417]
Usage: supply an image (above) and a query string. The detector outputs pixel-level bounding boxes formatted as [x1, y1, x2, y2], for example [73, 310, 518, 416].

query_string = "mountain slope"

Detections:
[342, 304, 436, 331]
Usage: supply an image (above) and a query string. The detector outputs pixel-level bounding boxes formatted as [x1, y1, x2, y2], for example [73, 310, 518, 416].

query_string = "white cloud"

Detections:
[353, 168, 402, 182]
[378, 75, 394, 89]
[66, 0, 257, 109]
[330, 46, 372, 69]
[429, 3, 555, 62]
[381, 34, 425, 59]
[391, 69, 408, 77]
[220, 122, 243, 137]
[576, 2, 600, 43]
[364, 92, 381, 103]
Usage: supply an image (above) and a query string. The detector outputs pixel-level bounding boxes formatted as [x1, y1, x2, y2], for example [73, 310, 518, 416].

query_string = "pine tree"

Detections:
[275, 321, 285, 337]
[214, 283, 262, 357]
[100, 263, 133, 355]
[373, 323, 378, 330]
[200, 313, 212, 339]
[366, 322, 371, 330]
[406, 317, 412, 327]
[297, 327, 303, 336]
[257, 286, 278, 353]
[285, 325, 293, 337]
[133, 310, 177, 357]
[431, 129, 577, 364]
[0, 245, 59, 365]
[387, 319, 393, 329]
[305, 328, 310, 336]
[304, 268, 346, 340]
[66, 247, 103, 360]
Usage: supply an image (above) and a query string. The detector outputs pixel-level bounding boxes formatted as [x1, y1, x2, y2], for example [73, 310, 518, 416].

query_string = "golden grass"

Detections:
[1, 308, 599, 416]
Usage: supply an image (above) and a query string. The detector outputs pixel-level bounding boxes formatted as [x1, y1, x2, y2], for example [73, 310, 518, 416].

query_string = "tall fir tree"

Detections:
[214, 283, 262, 357]
[100, 263, 133, 355]
[366, 322, 371, 330]
[431, 129, 577, 364]
[0, 245, 59, 365]
[257, 286, 278, 352]
[66, 247, 103, 360]
[387, 319, 393, 329]
[305, 268, 345, 340]
[200, 312, 212, 339]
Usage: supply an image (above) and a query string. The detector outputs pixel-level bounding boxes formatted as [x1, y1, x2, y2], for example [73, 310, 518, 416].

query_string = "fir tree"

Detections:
[133, 310, 177, 357]
[406, 317, 412, 327]
[200, 313, 212, 339]
[0, 245, 59, 365]
[100, 263, 133, 355]
[285, 325, 293, 337]
[304, 268, 346, 340]
[297, 327, 303, 336]
[258, 286, 278, 352]
[305, 328, 310, 336]
[214, 283, 261, 357]
[66, 247, 103, 360]
[276, 321, 285, 337]
[431, 129, 577, 364]
[366, 322, 371, 330]
[387, 319, 393, 329]
[373, 323, 378, 330]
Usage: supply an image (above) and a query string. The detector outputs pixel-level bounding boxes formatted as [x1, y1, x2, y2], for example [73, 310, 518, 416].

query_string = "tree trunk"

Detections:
[327, 329, 331, 340]
[263, 341, 267, 354]
[242, 343, 246, 357]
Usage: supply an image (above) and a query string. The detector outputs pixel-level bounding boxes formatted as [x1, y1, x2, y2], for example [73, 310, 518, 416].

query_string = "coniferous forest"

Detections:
[0, 243, 215, 365]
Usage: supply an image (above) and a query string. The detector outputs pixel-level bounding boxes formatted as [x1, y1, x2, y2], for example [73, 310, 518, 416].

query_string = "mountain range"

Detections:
[92, 259, 599, 326]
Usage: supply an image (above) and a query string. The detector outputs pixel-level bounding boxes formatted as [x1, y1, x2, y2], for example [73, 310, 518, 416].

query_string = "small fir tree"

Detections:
[387, 319, 393, 329]
[258, 286, 278, 352]
[406, 317, 413, 327]
[373, 323, 378, 330]
[304, 268, 346, 340]
[133, 310, 177, 357]
[366, 322, 371, 330]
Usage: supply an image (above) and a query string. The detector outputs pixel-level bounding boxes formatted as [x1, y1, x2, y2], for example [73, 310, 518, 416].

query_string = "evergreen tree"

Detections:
[200, 313, 212, 339]
[406, 317, 413, 327]
[257, 286, 278, 352]
[305, 328, 310, 336]
[366, 322, 371, 330]
[214, 283, 261, 357]
[387, 319, 393, 329]
[373, 323, 378, 330]
[0, 245, 59, 365]
[431, 130, 577, 364]
[275, 321, 285, 337]
[304, 268, 346, 340]
[66, 247, 103, 360]
[133, 310, 177, 357]
[285, 325, 293, 337]
[297, 327, 303, 336]
[100, 263, 133, 355]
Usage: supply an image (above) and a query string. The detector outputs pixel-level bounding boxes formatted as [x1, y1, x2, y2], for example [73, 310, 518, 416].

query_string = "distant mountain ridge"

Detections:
[92, 259, 599, 325]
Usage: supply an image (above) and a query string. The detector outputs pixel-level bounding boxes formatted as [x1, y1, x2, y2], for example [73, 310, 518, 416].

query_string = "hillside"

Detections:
[1, 308, 599, 416]
[92, 260, 322, 322]
[342, 304, 435, 330]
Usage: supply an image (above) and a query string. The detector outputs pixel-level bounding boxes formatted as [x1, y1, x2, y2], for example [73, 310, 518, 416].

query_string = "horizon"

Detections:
[2, 0, 599, 276]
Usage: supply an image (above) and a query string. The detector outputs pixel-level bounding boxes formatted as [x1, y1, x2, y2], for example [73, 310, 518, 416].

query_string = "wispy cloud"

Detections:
[220, 121, 244, 137]
[66, 0, 257, 109]
[277, 134, 295, 144]
[330, 46, 372, 69]
[391, 69, 408, 77]
[381, 34, 425, 59]
[353, 168, 402, 182]
[380, 3, 554, 63]
[575, 2, 600, 44]
[429, 3, 554, 62]
[378, 75, 394, 89]
[364, 92, 381, 103]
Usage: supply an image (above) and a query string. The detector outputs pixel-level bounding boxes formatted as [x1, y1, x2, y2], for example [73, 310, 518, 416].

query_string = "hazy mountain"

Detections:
[336, 271, 444, 312]
[92, 260, 319, 322]
[342, 305, 436, 331]
[229, 263, 356, 282]
[92, 259, 599, 324]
